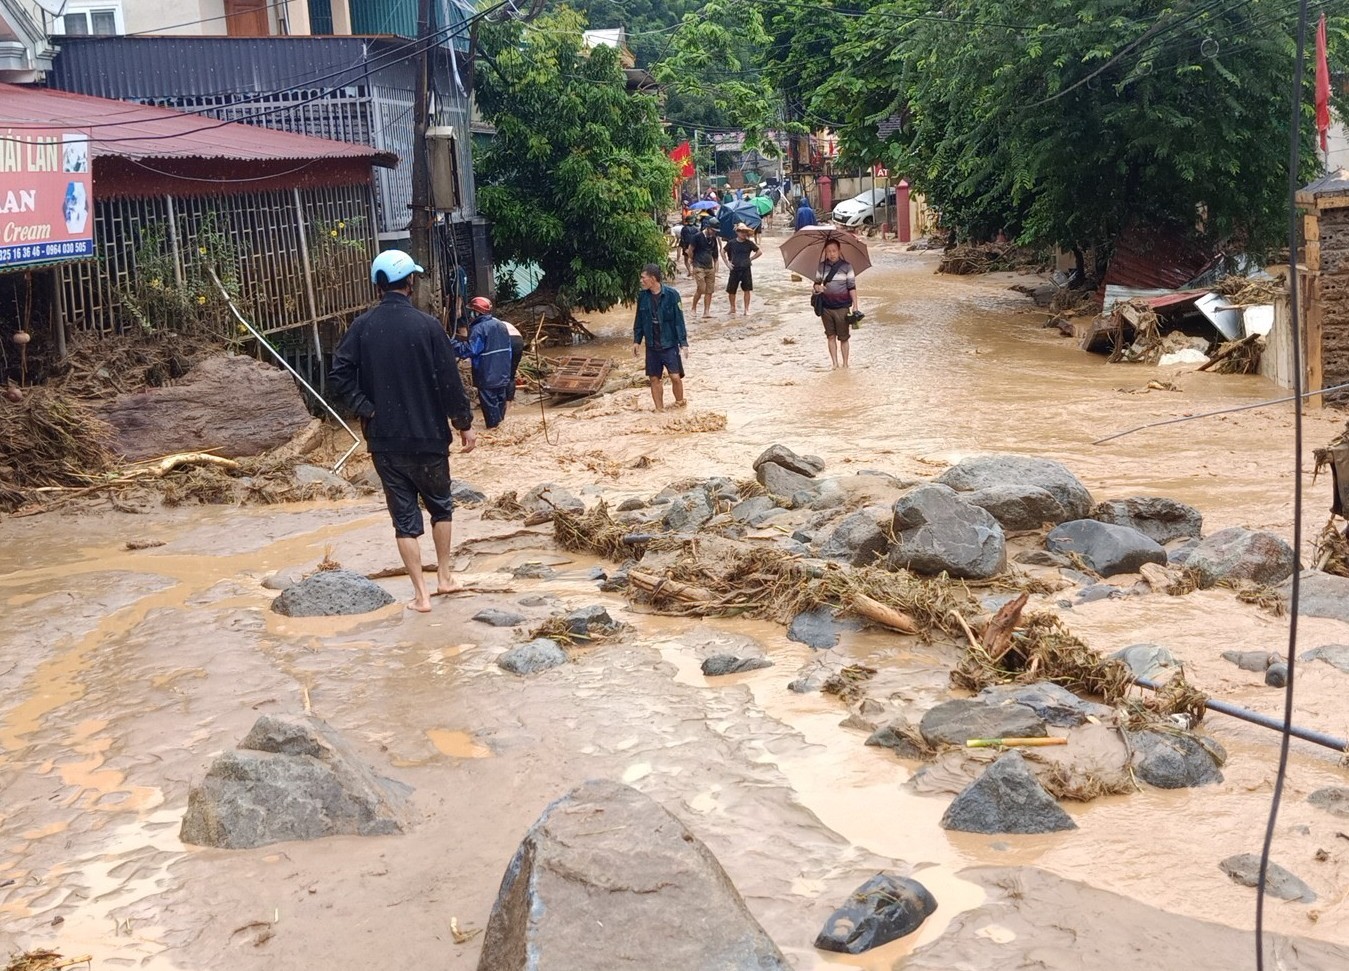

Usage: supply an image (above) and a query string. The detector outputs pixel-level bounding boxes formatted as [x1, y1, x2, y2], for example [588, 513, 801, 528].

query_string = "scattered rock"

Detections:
[865, 721, 929, 759]
[1093, 497, 1203, 544]
[1264, 662, 1289, 688]
[1014, 549, 1070, 568]
[617, 497, 647, 512]
[1108, 644, 1178, 680]
[498, 639, 567, 675]
[757, 461, 821, 502]
[1285, 571, 1349, 621]
[965, 483, 1068, 530]
[180, 714, 409, 849]
[1219, 853, 1316, 902]
[788, 607, 857, 650]
[939, 752, 1077, 834]
[473, 608, 527, 628]
[1127, 730, 1224, 789]
[522, 483, 585, 516]
[888, 484, 1007, 580]
[1075, 583, 1123, 603]
[730, 495, 777, 524]
[1167, 539, 1200, 565]
[1308, 787, 1349, 818]
[936, 455, 1094, 521]
[599, 567, 631, 593]
[261, 571, 299, 591]
[517, 595, 554, 607]
[701, 655, 773, 676]
[476, 780, 789, 971]
[787, 676, 820, 693]
[661, 491, 715, 532]
[293, 464, 355, 497]
[1045, 520, 1166, 577]
[817, 506, 892, 567]
[509, 562, 556, 580]
[1185, 526, 1295, 588]
[1300, 643, 1349, 673]
[753, 444, 825, 478]
[1221, 650, 1278, 672]
[919, 699, 1047, 745]
[451, 480, 487, 504]
[565, 605, 616, 638]
[815, 873, 938, 954]
[976, 682, 1111, 728]
[270, 570, 395, 617]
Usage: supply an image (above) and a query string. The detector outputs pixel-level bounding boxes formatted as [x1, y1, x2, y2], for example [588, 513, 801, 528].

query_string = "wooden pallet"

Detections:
[540, 356, 612, 397]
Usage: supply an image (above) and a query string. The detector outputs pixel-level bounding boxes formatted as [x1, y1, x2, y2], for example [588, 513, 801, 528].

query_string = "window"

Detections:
[56, 6, 122, 36]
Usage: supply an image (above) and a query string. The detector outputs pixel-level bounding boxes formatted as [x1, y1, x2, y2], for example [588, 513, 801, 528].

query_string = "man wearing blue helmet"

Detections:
[331, 249, 476, 613]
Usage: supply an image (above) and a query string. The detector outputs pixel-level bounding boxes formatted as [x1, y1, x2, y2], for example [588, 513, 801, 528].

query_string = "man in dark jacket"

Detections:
[453, 296, 514, 429]
[631, 263, 689, 412]
[331, 249, 476, 613]
[795, 196, 816, 230]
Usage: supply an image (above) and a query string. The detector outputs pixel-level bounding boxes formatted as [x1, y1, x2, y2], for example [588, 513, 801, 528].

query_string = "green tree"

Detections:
[811, 0, 1347, 257]
[475, 7, 676, 311]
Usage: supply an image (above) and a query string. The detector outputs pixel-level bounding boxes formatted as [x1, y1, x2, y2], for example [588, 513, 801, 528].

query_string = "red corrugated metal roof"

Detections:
[0, 83, 396, 166]
[1103, 226, 1219, 292]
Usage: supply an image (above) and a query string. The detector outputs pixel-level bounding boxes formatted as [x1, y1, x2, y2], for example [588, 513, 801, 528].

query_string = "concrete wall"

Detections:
[1317, 205, 1349, 388]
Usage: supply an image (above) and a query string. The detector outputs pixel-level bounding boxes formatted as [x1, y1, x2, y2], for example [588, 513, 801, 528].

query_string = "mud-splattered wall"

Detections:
[1315, 205, 1349, 387]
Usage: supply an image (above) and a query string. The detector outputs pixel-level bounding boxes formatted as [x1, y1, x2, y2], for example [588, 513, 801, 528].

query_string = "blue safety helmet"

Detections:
[370, 249, 424, 287]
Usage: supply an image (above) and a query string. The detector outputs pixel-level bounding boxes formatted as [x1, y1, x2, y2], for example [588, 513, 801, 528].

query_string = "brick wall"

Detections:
[1318, 206, 1349, 386]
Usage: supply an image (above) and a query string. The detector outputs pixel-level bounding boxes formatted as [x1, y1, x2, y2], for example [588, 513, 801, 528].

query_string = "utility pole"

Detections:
[408, 0, 437, 312]
[693, 129, 701, 196]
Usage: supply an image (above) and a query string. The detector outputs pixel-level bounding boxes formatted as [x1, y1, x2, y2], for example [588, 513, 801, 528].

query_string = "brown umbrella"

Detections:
[779, 226, 871, 277]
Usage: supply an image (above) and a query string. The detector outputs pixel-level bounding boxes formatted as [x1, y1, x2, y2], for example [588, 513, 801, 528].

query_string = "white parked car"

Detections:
[830, 187, 896, 227]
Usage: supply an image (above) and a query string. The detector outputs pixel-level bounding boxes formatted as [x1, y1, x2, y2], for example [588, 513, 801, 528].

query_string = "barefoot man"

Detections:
[632, 262, 689, 412]
[331, 250, 476, 612]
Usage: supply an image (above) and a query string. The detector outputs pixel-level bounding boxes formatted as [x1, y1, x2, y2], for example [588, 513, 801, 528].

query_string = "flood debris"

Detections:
[4, 952, 92, 971]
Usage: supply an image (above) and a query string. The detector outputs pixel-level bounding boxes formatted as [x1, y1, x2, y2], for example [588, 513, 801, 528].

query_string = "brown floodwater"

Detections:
[3, 237, 1349, 969]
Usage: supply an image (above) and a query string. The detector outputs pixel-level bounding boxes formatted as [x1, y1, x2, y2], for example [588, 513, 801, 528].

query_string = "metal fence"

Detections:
[58, 183, 378, 338]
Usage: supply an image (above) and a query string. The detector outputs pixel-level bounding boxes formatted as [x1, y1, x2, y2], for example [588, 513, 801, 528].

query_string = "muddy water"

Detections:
[3, 238, 1349, 968]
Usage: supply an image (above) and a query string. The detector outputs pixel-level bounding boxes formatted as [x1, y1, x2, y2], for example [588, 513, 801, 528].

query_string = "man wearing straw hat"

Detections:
[723, 222, 761, 316]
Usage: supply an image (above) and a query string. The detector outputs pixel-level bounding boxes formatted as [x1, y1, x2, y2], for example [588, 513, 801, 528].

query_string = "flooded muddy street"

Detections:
[4, 239, 1349, 969]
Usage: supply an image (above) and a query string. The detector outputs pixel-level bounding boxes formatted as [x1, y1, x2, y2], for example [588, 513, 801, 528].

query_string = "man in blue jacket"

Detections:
[631, 263, 689, 412]
[331, 249, 475, 613]
[453, 296, 514, 429]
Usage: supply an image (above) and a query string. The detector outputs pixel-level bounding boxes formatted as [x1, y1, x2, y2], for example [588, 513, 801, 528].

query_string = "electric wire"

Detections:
[1254, 0, 1310, 966]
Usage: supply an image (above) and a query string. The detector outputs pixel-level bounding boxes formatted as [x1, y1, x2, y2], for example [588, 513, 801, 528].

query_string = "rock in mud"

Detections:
[1308, 787, 1349, 818]
[919, 699, 1047, 746]
[1075, 583, 1123, 603]
[522, 482, 585, 516]
[474, 608, 527, 628]
[1108, 644, 1178, 680]
[1127, 730, 1224, 789]
[617, 497, 647, 512]
[1092, 497, 1203, 545]
[1014, 549, 1070, 568]
[1300, 643, 1349, 673]
[939, 752, 1077, 834]
[1045, 520, 1166, 577]
[261, 571, 300, 591]
[293, 464, 355, 497]
[96, 355, 313, 461]
[566, 605, 616, 638]
[965, 484, 1068, 530]
[753, 444, 824, 478]
[865, 721, 929, 759]
[452, 480, 487, 504]
[787, 606, 858, 650]
[887, 484, 1007, 580]
[935, 455, 1094, 521]
[730, 495, 777, 524]
[498, 639, 567, 675]
[815, 873, 938, 954]
[975, 683, 1111, 728]
[701, 654, 773, 676]
[180, 714, 409, 850]
[509, 561, 556, 579]
[817, 505, 893, 567]
[1167, 538, 1200, 565]
[1221, 650, 1279, 672]
[1265, 662, 1289, 687]
[662, 491, 715, 532]
[756, 461, 821, 502]
[1185, 526, 1295, 588]
[1219, 853, 1316, 902]
[787, 676, 820, 693]
[1284, 571, 1349, 620]
[270, 569, 395, 617]
[476, 780, 789, 971]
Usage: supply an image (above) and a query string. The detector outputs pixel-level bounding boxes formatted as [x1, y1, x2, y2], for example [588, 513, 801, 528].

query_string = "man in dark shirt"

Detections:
[723, 223, 761, 316]
[689, 219, 720, 318]
[677, 216, 700, 278]
[330, 249, 476, 613]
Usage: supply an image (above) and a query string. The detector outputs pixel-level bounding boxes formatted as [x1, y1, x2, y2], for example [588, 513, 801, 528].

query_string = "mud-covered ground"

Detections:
[4, 238, 1349, 969]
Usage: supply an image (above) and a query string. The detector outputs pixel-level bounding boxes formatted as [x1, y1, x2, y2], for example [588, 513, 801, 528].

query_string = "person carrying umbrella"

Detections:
[724, 222, 762, 316]
[752, 190, 776, 232]
[814, 240, 860, 368]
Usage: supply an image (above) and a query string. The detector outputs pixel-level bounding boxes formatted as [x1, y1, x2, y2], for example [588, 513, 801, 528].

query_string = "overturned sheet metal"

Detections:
[1194, 293, 1243, 341]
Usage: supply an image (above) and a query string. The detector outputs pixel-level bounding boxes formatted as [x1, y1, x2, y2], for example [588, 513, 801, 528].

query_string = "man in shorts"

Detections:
[331, 249, 476, 613]
[631, 262, 689, 412]
[677, 215, 700, 277]
[723, 222, 761, 316]
[689, 218, 720, 318]
[814, 239, 859, 369]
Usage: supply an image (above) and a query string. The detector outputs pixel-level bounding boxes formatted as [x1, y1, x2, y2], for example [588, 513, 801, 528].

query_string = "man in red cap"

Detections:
[453, 296, 515, 428]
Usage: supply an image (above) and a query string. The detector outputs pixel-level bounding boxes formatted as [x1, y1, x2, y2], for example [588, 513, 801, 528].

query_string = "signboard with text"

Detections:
[0, 127, 94, 270]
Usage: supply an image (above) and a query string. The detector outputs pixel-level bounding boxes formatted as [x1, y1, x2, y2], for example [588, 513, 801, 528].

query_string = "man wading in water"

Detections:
[331, 250, 476, 613]
[814, 240, 860, 369]
[632, 262, 689, 411]
[724, 222, 761, 316]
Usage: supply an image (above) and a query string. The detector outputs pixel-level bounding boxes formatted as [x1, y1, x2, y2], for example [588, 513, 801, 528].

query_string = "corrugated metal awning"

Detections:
[0, 82, 397, 166]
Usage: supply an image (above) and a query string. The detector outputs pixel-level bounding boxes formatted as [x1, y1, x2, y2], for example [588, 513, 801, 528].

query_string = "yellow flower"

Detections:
[329, 229, 339, 238]
[150, 278, 163, 290]
[196, 295, 207, 305]
[198, 246, 207, 255]
[337, 221, 346, 230]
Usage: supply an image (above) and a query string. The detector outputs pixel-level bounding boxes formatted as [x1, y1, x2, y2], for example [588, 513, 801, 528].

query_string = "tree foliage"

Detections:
[474, 8, 675, 311]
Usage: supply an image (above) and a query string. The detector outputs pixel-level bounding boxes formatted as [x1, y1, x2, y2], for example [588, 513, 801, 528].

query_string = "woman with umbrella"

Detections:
[780, 227, 869, 369]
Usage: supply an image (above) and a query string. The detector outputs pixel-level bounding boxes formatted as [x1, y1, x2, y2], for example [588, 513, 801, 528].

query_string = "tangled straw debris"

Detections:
[482, 490, 528, 522]
[5, 951, 92, 971]
[0, 389, 116, 494]
[1034, 761, 1136, 801]
[664, 411, 728, 434]
[1314, 517, 1349, 577]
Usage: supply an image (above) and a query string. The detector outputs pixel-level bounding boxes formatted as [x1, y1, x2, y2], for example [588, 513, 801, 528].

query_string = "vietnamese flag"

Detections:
[669, 140, 695, 179]
[1316, 13, 1331, 154]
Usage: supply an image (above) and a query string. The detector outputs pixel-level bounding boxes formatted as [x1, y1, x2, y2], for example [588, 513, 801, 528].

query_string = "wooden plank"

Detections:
[541, 356, 613, 396]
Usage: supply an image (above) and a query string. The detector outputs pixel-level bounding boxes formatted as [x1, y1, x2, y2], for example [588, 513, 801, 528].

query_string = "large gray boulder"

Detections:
[1309, 787, 1349, 818]
[1219, 854, 1316, 903]
[936, 455, 1094, 521]
[1127, 730, 1224, 789]
[815, 873, 937, 954]
[498, 639, 567, 675]
[752, 444, 824, 478]
[939, 752, 1077, 834]
[1045, 520, 1167, 577]
[1285, 571, 1349, 621]
[180, 715, 409, 849]
[817, 505, 892, 566]
[270, 569, 395, 617]
[919, 699, 1047, 745]
[975, 682, 1112, 728]
[662, 491, 715, 532]
[965, 484, 1068, 530]
[701, 655, 773, 676]
[1185, 526, 1295, 588]
[476, 780, 789, 971]
[1108, 644, 1179, 681]
[1301, 644, 1349, 673]
[887, 484, 1006, 580]
[1093, 497, 1203, 544]
[756, 461, 821, 503]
